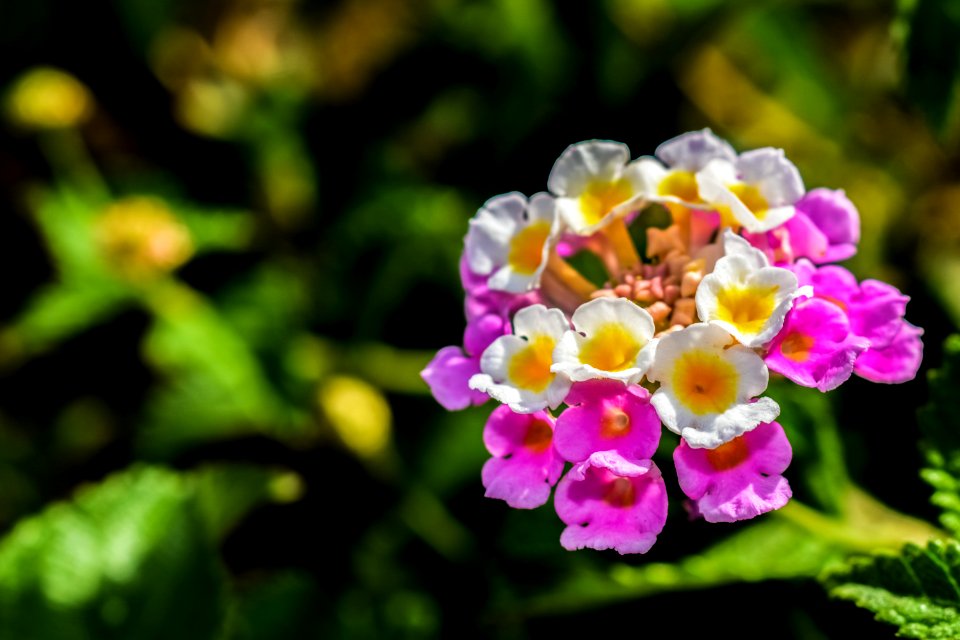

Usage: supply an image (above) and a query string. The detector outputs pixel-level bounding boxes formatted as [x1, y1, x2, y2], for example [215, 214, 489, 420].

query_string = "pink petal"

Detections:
[765, 298, 869, 392]
[795, 188, 860, 255]
[481, 406, 564, 509]
[783, 213, 829, 264]
[421, 346, 488, 411]
[463, 313, 509, 357]
[854, 321, 924, 384]
[849, 280, 909, 349]
[554, 381, 660, 463]
[673, 421, 792, 523]
[555, 452, 667, 554]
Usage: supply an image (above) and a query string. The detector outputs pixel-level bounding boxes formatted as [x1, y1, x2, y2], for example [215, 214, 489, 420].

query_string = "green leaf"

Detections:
[510, 514, 843, 618]
[824, 539, 960, 639]
[0, 464, 289, 639]
[919, 335, 960, 536]
[138, 283, 313, 458]
[6, 283, 132, 359]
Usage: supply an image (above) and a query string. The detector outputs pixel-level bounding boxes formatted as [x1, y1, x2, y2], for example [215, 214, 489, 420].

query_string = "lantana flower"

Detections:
[421, 313, 509, 410]
[792, 259, 922, 383]
[554, 380, 660, 463]
[481, 405, 564, 509]
[422, 130, 924, 553]
[637, 128, 737, 208]
[465, 192, 560, 293]
[548, 140, 646, 236]
[696, 230, 803, 347]
[552, 297, 658, 384]
[469, 304, 571, 413]
[696, 148, 805, 233]
[743, 188, 860, 265]
[673, 420, 792, 523]
[554, 451, 667, 554]
[765, 298, 869, 392]
[646, 323, 780, 449]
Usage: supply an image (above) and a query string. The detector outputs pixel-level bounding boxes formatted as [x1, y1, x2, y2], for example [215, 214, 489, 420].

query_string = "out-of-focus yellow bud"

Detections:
[318, 375, 392, 459]
[6, 67, 93, 130]
[268, 471, 305, 503]
[95, 196, 194, 282]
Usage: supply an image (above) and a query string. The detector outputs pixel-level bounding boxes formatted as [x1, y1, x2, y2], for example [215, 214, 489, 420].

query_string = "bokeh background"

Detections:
[0, 0, 958, 638]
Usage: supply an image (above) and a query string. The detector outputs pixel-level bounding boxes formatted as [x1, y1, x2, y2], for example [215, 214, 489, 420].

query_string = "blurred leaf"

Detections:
[31, 187, 111, 281]
[6, 283, 131, 359]
[175, 204, 255, 254]
[904, 0, 960, 137]
[138, 283, 311, 458]
[217, 263, 309, 352]
[510, 515, 843, 617]
[919, 335, 960, 536]
[824, 539, 960, 639]
[225, 572, 325, 640]
[0, 464, 290, 639]
[0, 467, 219, 639]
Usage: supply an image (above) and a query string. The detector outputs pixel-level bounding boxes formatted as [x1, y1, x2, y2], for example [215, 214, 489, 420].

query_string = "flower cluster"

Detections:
[421, 131, 923, 554]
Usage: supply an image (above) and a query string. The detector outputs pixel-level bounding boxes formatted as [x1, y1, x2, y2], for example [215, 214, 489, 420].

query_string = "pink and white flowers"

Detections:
[421, 131, 923, 554]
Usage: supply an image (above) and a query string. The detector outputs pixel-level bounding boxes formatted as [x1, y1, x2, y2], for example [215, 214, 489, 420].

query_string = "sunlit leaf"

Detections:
[510, 515, 843, 617]
[824, 539, 960, 639]
[919, 335, 960, 536]
[0, 467, 217, 639]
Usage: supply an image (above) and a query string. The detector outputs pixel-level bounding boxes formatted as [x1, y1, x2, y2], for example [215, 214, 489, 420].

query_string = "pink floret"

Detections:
[673, 421, 792, 523]
[554, 451, 667, 554]
[854, 321, 924, 384]
[421, 313, 509, 411]
[765, 298, 869, 392]
[742, 189, 860, 265]
[793, 188, 860, 263]
[554, 380, 661, 463]
[481, 405, 565, 509]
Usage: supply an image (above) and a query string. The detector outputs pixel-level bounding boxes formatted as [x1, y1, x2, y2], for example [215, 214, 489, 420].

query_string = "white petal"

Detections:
[656, 129, 737, 172]
[721, 229, 769, 268]
[512, 304, 569, 340]
[736, 148, 805, 206]
[634, 157, 669, 198]
[465, 192, 527, 274]
[548, 140, 630, 197]
[570, 297, 655, 339]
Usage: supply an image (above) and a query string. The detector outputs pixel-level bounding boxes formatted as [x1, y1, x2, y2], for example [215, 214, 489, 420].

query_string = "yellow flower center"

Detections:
[729, 183, 769, 220]
[523, 418, 554, 453]
[600, 407, 631, 439]
[507, 221, 551, 275]
[715, 283, 778, 336]
[603, 476, 637, 508]
[704, 436, 750, 471]
[578, 178, 634, 226]
[658, 170, 701, 203]
[672, 350, 739, 415]
[579, 323, 642, 372]
[779, 332, 815, 363]
[507, 335, 556, 392]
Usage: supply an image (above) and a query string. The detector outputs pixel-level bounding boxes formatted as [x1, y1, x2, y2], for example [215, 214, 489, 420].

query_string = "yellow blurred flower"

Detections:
[95, 197, 194, 282]
[6, 67, 93, 130]
[318, 375, 392, 459]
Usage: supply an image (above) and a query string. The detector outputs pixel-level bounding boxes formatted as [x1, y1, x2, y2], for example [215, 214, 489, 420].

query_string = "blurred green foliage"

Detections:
[0, 0, 957, 638]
